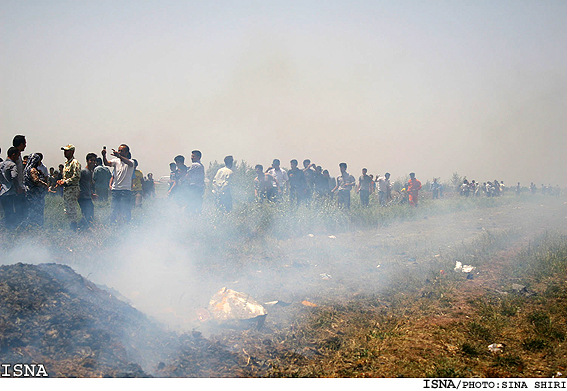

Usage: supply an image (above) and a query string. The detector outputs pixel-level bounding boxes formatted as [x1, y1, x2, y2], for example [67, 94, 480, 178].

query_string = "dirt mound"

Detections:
[0, 263, 274, 378]
[0, 263, 175, 377]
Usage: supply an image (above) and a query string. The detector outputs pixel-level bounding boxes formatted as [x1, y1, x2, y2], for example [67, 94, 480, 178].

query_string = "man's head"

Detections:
[37, 153, 43, 162]
[49, 167, 55, 175]
[290, 159, 298, 169]
[7, 147, 20, 161]
[13, 135, 26, 152]
[86, 153, 97, 171]
[96, 157, 103, 166]
[174, 155, 185, 165]
[118, 144, 130, 158]
[191, 150, 202, 162]
[362, 168, 367, 175]
[409, 172, 415, 179]
[170, 162, 177, 172]
[224, 155, 234, 169]
[23, 155, 29, 165]
[61, 144, 75, 161]
[323, 169, 330, 177]
[148, 173, 153, 180]
[303, 159, 311, 168]
[255, 164, 263, 174]
[315, 165, 322, 174]
[385, 172, 390, 179]
[58, 164, 64, 172]
[272, 159, 280, 169]
[339, 162, 347, 173]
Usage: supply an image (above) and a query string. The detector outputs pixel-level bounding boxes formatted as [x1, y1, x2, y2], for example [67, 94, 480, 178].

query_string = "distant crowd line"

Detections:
[0, 134, 562, 231]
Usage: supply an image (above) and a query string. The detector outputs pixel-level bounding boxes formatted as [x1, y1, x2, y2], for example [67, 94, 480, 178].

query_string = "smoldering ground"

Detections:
[0, 192, 566, 375]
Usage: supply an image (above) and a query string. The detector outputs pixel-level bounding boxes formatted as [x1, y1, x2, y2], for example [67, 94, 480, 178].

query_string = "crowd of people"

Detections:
[168, 155, 419, 211]
[0, 134, 562, 231]
[0, 135, 155, 231]
[458, 179, 506, 197]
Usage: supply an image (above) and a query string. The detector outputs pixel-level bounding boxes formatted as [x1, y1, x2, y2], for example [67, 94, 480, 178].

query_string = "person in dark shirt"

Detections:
[357, 168, 372, 207]
[288, 159, 307, 206]
[78, 153, 98, 229]
[313, 165, 330, 198]
[303, 159, 315, 203]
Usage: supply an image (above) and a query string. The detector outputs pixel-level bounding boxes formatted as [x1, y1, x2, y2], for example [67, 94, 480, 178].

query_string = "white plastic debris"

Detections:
[328, 235, 336, 239]
[454, 261, 476, 273]
[320, 273, 332, 280]
[207, 287, 267, 322]
[488, 343, 504, 354]
[308, 234, 315, 238]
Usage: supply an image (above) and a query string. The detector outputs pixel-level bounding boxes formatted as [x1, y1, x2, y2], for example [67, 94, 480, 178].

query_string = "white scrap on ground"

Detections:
[454, 261, 476, 273]
[328, 235, 337, 239]
[207, 287, 267, 322]
[488, 343, 504, 354]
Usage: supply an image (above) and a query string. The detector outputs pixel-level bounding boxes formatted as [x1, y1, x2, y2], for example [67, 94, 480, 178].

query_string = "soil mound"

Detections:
[0, 263, 168, 377]
[0, 263, 267, 378]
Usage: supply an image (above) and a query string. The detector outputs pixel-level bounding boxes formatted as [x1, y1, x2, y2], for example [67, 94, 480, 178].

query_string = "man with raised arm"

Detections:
[102, 144, 134, 223]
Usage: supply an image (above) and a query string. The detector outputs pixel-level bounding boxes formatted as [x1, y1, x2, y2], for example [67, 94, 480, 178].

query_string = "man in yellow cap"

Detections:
[57, 145, 81, 231]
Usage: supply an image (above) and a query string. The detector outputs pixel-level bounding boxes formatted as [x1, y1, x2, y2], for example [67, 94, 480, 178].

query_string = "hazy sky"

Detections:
[2, 0, 566, 185]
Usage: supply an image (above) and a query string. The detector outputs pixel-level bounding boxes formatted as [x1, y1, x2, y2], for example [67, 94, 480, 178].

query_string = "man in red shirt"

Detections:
[407, 172, 422, 207]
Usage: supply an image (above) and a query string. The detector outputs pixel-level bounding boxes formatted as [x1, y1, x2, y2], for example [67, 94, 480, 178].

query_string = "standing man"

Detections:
[143, 173, 156, 198]
[288, 159, 306, 206]
[186, 150, 205, 213]
[103, 144, 134, 223]
[356, 168, 372, 207]
[212, 155, 234, 212]
[57, 145, 81, 231]
[78, 153, 98, 229]
[431, 178, 440, 200]
[0, 147, 21, 228]
[314, 165, 330, 198]
[267, 159, 288, 200]
[168, 155, 188, 206]
[375, 173, 391, 206]
[407, 172, 422, 207]
[132, 159, 143, 207]
[93, 157, 112, 202]
[332, 163, 355, 209]
[302, 159, 315, 203]
[12, 135, 27, 224]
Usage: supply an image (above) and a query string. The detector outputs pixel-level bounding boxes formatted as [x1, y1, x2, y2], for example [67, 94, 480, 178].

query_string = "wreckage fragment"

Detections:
[206, 287, 267, 327]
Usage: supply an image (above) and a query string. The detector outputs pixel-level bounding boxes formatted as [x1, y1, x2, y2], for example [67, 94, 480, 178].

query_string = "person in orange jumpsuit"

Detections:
[407, 172, 422, 207]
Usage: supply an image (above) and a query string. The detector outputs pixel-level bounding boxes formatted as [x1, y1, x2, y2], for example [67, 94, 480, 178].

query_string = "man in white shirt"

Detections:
[267, 159, 288, 200]
[102, 144, 134, 223]
[375, 172, 391, 206]
[212, 155, 234, 212]
[186, 150, 205, 213]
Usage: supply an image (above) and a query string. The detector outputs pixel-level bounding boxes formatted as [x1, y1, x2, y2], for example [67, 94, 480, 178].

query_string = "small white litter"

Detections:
[488, 343, 504, 354]
[454, 261, 476, 273]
